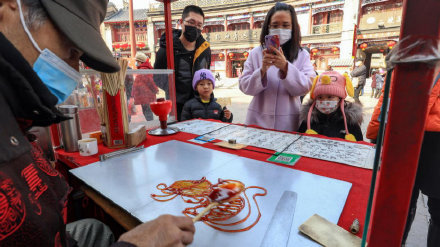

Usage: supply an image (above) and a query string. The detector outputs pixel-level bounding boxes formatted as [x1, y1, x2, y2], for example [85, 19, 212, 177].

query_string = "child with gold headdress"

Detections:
[298, 71, 363, 141]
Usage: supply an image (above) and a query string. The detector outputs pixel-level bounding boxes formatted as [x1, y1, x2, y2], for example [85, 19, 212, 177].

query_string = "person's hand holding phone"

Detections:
[265, 34, 280, 52]
[261, 49, 273, 77]
[271, 48, 288, 77]
[261, 34, 288, 78]
[261, 34, 279, 77]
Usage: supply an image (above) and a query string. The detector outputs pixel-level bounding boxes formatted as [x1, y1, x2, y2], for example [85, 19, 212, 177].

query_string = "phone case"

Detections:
[265, 35, 280, 50]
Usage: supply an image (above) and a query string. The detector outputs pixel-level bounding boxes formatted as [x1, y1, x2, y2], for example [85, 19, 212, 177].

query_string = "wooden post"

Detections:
[128, 0, 137, 59]
[366, 0, 440, 245]
[308, 4, 313, 34]
[224, 15, 228, 31]
[163, 0, 177, 119]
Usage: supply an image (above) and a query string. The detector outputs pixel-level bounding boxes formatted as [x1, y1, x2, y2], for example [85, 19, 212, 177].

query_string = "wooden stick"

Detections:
[192, 202, 219, 223]
[100, 58, 129, 146]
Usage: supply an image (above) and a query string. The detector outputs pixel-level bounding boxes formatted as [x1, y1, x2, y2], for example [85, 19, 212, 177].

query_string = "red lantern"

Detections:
[218, 53, 224, 59]
[113, 43, 121, 49]
[243, 51, 249, 58]
[137, 42, 146, 48]
[311, 48, 319, 56]
[331, 47, 339, 54]
[228, 52, 234, 59]
[360, 43, 368, 51]
[121, 43, 129, 49]
[387, 40, 396, 49]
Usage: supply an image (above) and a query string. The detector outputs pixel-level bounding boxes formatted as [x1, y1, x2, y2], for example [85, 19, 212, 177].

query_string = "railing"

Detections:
[153, 25, 344, 47]
[149, 0, 264, 11]
[154, 29, 261, 47]
[203, 29, 261, 43]
[312, 23, 342, 34]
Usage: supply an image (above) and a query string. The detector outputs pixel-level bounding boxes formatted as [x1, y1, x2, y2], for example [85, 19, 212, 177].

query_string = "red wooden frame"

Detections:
[367, 0, 440, 245]
[154, 0, 178, 119]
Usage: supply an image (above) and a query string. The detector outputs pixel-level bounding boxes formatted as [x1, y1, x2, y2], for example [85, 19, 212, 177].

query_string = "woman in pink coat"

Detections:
[239, 2, 315, 132]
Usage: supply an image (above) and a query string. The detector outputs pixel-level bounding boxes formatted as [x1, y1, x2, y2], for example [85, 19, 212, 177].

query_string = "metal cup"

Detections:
[58, 105, 82, 152]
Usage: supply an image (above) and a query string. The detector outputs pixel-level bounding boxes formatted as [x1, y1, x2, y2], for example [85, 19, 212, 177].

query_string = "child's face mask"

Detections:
[315, 100, 339, 114]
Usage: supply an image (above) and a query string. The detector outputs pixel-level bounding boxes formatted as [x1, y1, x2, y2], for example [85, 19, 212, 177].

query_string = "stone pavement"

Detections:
[214, 77, 430, 246]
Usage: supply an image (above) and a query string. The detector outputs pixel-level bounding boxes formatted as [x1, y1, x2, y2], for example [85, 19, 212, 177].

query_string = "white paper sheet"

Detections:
[285, 135, 376, 169]
[170, 119, 229, 135]
[207, 125, 301, 152]
[169, 120, 376, 169]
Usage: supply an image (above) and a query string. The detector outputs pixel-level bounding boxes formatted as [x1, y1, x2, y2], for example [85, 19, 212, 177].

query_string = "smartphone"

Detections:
[265, 34, 280, 53]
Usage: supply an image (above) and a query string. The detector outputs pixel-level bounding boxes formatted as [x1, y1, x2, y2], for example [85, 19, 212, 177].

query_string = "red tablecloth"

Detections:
[56, 121, 373, 237]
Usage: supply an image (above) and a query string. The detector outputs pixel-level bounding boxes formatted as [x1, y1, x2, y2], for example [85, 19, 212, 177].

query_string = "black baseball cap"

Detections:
[40, 0, 120, 72]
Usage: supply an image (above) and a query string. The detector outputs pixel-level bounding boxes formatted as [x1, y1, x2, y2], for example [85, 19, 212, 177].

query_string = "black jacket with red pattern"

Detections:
[0, 31, 74, 246]
[0, 33, 136, 247]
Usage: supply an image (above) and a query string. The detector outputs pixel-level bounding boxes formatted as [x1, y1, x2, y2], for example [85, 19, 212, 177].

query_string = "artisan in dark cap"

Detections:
[0, 0, 195, 246]
[38, 0, 120, 72]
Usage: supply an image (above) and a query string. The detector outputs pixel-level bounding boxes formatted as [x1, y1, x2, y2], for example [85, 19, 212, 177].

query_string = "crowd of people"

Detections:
[0, 0, 438, 246]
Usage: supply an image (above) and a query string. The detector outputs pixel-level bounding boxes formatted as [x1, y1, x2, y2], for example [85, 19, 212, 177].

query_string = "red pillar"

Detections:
[163, 0, 177, 119]
[353, 0, 362, 59]
[322, 12, 328, 25]
[352, 24, 358, 58]
[226, 50, 232, 78]
[128, 0, 137, 59]
[111, 25, 116, 46]
[367, 0, 440, 245]
[308, 4, 313, 34]
[224, 15, 228, 31]
[250, 13, 254, 29]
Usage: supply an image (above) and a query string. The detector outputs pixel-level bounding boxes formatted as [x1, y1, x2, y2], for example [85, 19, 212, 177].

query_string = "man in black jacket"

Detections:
[154, 5, 211, 121]
[351, 59, 367, 104]
[0, 0, 194, 246]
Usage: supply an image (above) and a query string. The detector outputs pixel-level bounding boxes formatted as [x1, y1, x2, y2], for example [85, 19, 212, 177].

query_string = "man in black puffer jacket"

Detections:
[181, 69, 232, 123]
[154, 5, 211, 121]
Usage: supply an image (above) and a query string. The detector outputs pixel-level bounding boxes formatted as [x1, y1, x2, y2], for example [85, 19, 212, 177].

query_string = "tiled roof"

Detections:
[329, 57, 354, 67]
[105, 9, 148, 22]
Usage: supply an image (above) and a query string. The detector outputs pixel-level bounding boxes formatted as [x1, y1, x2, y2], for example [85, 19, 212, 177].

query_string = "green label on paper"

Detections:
[267, 153, 301, 166]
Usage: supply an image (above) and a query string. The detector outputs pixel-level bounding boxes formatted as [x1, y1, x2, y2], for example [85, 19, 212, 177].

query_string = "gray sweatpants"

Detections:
[66, 219, 115, 247]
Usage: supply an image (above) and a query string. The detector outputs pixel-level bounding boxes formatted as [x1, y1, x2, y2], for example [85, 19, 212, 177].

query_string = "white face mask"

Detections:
[315, 100, 339, 114]
[269, 29, 291, 45]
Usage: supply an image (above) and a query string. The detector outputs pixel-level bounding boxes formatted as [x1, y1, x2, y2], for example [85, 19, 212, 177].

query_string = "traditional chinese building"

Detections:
[355, 0, 402, 72]
[103, 0, 403, 77]
[146, 0, 362, 77]
[104, 2, 150, 59]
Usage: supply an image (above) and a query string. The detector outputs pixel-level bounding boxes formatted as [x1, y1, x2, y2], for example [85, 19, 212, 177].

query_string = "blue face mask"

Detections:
[17, 0, 81, 104]
[33, 50, 82, 104]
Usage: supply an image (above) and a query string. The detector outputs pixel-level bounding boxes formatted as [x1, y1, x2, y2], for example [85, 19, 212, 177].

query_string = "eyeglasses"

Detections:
[184, 19, 204, 30]
[269, 24, 291, 29]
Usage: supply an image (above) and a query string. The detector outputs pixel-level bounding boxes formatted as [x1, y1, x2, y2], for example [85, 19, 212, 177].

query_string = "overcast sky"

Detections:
[110, 0, 157, 9]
